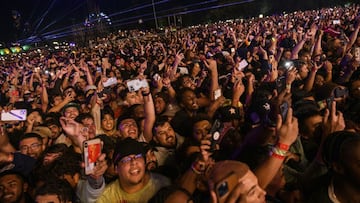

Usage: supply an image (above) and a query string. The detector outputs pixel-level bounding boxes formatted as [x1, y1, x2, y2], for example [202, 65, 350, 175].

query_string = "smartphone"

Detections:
[83, 138, 102, 175]
[283, 60, 294, 71]
[1, 109, 27, 121]
[178, 67, 189, 75]
[334, 87, 348, 98]
[127, 79, 148, 92]
[237, 59, 248, 71]
[231, 48, 235, 53]
[326, 96, 334, 111]
[153, 73, 161, 81]
[103, 77, 118, 87]
[209, 119, 222, 151]
[214, 89, 222, 100]
[215, 172, 239, 203]
[332, 20, 341, 25]
[276, 76, 286, 93]
[279, 102, 288, 121]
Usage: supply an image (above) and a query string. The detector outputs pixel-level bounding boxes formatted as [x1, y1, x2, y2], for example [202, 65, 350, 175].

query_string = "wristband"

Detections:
[311, 66, 317, 72]
[277, 143, 290, 151]
[142, 92, 151, 96]
[191, 164, 202, 175]
[191, 161, 206, 175]
[271, 152, 286, 160]
[272, 147, 288, 156]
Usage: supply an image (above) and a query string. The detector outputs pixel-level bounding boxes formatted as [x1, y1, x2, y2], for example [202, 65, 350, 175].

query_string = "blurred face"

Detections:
[52, 96, 63, 106]
[35, 194, 61, 203]
[181, 76, 196, 90]
[153, 122, 176, 148]
[63, 107, 79, 119]
[210, 162, 266, 203]
[181, 90, 199, 111]
[0, 174, 26, 203]
[81, 118, 96, 139]
[145, 149, 158, 171]
[27, 111, 43, 126]
[118, 119, 138, 139]
[298, 64, 309, 79]
[78, 78, 87, 89]
[125, 92, 142, 106]
[47, 124, 61, 139]
[43, 152, 61, 165]
[283, 50, 291, 60]
[101, 114, 115, 132]
[193, 120, 211, 142]
[301, 114, 323, 139]
[4, 122, 23, 133]
[299, 53, 311, 64]
[117, 153, 146, 187]
[19, 137, 45, 159]
[133, 106, 145, 119]
[192, 63, 201, 75]
[154, 97, 166, 115]
[314, 74, 325, 88]
[63, 88, 76, 98]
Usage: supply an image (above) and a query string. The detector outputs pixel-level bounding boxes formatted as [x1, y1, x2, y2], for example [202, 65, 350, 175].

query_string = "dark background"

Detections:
[0, 0, 357, 44]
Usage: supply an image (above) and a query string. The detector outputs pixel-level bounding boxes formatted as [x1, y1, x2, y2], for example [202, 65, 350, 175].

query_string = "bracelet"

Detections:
[272, 147, 288, 156]
[142, 92, 151, 96]
[277, 143, 290, 151]
[191, 161, 206, 175]
[191, 164, 202, 175]
[271, 152, 286, 160]
[311, 67, 317, 72]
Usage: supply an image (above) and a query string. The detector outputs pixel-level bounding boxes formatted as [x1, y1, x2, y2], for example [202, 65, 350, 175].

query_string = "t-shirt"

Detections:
[96, 173, 170, 203]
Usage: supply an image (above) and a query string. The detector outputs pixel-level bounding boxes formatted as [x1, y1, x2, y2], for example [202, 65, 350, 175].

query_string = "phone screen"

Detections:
[83, 138, 102, 175]
[215, 172, 239, 203]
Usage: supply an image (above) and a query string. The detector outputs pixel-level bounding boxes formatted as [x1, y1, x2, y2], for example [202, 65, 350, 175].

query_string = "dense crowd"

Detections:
[0, 3, 359, 203]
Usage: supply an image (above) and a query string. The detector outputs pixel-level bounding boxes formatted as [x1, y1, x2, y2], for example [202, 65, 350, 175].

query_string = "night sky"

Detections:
[0, 0, 353, 43]
[0, 0, 214, 43]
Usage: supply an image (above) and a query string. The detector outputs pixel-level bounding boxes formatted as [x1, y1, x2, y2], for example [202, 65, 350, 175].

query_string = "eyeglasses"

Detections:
[119, 153, 143, 165]
[20, 143, 42, 152]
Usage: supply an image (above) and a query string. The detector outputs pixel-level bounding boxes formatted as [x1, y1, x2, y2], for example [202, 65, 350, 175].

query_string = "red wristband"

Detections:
[271, 153, 285, 160]
[277, 143, 290, 151]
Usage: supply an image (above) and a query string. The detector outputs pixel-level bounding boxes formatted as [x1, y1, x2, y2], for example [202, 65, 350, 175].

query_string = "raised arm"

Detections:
[142, 86, 155, 143]
[254, 108, 298, 189]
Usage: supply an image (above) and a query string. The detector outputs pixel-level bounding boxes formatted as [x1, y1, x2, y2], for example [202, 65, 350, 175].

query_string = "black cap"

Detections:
[113, 138, 145, 165]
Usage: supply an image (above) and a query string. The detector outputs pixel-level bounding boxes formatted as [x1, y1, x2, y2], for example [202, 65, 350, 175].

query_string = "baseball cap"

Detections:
[113, 138, 145, 165]
[32, 126, 52, 138]
[61, 102, 80, 114]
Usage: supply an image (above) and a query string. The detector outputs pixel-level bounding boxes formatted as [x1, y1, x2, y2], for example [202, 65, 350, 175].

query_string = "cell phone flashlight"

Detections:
[283, 60, 294, 70]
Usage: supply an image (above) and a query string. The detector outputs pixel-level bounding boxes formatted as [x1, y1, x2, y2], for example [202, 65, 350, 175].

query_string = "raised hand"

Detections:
[276, 107, 298, 146]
